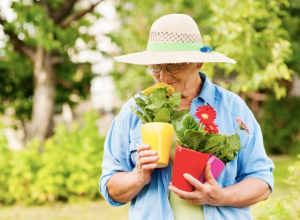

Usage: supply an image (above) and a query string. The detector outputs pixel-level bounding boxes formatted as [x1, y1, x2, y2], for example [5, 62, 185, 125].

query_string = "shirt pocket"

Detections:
[129, 132, 142, 167]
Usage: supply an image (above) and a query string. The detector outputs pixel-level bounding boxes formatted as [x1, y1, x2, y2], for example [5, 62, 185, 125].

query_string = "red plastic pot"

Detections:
[172, 146, 210, 192]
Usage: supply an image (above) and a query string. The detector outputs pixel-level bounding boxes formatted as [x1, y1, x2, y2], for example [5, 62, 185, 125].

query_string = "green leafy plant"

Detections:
[130, 83, 189, 124]
[0, 111, 104, 206]
[173, 105, 249, 164]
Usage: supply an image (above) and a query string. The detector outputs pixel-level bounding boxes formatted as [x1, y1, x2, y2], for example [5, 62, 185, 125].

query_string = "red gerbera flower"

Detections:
[204, 123, 219, 135]
[235, 117, 251, 135]
[195, 105, 217, 124]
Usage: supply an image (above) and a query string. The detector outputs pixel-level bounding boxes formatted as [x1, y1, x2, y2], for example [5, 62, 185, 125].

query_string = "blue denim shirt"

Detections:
[100, 73, 274, 220]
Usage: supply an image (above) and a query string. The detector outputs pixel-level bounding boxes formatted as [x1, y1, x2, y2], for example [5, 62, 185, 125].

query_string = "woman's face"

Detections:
[151, 63, 203, 95]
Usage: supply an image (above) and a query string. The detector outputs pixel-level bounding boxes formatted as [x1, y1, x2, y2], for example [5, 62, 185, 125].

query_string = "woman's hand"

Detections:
[134, 144, 159, 186]
[106, 144, 158, 203]
[168, 165, 226, 206]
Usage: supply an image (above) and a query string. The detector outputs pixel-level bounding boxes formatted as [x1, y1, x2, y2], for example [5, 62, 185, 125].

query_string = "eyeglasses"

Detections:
[146, 63, 186, 74]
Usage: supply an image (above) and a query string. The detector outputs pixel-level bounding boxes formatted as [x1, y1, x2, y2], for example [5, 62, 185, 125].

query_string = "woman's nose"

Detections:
[159, 67, 172, 82]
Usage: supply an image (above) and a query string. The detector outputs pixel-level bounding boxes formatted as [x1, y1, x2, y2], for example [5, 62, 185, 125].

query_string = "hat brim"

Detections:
[114, 51, 236, 65]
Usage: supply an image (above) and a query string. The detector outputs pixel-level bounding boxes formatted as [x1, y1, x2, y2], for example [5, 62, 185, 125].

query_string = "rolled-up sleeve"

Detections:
[99, 116, 132, 206]
[236, 119, 275, 192]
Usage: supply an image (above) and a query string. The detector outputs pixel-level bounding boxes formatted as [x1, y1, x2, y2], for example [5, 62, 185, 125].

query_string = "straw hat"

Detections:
[114, 14, 236, 65]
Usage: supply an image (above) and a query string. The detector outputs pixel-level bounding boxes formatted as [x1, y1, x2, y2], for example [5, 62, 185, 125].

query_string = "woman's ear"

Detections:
[196, 63, 203, 69]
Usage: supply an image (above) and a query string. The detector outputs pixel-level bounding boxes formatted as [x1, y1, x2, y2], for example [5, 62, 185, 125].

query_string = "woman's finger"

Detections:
[139, 155, 159, 164]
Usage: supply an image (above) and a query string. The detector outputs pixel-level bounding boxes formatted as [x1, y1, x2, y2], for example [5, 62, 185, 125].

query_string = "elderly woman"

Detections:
[100, 14, 274, 220]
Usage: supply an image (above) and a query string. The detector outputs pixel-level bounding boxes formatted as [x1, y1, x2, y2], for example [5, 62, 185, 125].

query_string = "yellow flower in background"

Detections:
[143, 83, 175, 96]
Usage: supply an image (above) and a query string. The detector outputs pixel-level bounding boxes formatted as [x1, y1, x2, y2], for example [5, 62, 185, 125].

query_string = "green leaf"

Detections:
[144, 103, 157, 110]
[173, 122, 186, 144]
[218, 134, 242, 164]
[182, 115, 199, 130]
[134, 97, 147, 110]
[141, 94, 149, 101]
[174, 139, 184, 147]
[206, 135, 225, 150]
[171, 109, 189, 122]
[153, 108, 170, 123]
[130, 106, 148, 123]
[226, 134, 241, 152]
[198, 134, 225, 154]
[184, 130, 205, 150]
[205, 144, 225, 154]
[167, 92, 181, 109]
[149, 89, 167, 109]
[143, 109, 153, 122]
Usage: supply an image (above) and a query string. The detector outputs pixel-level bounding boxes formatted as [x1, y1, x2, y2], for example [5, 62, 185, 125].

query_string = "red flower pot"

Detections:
[172, 146, 210, 192]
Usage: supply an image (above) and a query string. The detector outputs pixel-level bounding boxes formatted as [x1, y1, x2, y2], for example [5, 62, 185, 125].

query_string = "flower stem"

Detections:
[233, 128, 241, 135]
[199, 123, 203, 130]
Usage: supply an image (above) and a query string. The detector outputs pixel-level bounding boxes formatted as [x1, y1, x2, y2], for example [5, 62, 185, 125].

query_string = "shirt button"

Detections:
[206, 210, 210, 214]
[136, 143, 139, 147]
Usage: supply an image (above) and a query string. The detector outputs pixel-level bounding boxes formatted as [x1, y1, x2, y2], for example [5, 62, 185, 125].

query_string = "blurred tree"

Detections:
[0, 0, 103, 142]
[282, 0, 300, 76]
[261, 96, 300, 155]
[110, 0, 296, 100]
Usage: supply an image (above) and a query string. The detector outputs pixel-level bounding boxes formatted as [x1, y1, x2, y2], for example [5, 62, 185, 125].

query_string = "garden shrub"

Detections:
[0, 110, 105, 205]
[261, 96, 300, 155]
[0, 119, 14, 205]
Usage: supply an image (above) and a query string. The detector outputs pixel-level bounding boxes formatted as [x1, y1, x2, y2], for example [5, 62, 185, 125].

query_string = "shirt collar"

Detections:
[197, 72, 215, 106]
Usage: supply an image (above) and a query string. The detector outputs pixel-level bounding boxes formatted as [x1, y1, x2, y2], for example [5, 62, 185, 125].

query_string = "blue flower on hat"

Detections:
[200, 46, 213, 52]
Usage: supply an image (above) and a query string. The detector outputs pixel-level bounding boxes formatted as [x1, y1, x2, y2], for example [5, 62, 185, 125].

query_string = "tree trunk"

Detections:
[28, 46, 55, 142]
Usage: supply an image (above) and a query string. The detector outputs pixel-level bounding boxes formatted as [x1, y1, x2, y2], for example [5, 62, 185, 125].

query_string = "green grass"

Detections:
[271, 156, 298, 193]
[0, 201, 130, 220]
[251, 155, 298, 218]
[0, 156, 297, 220]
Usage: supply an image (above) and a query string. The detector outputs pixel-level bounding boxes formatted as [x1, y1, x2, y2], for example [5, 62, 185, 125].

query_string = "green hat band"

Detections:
[146, 42, 204, 51]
